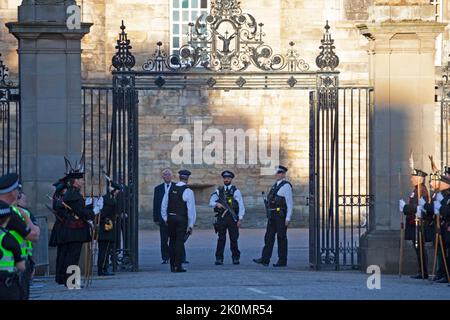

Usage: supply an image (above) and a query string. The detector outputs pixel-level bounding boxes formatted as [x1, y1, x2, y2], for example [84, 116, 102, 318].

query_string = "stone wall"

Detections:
[0, 0, 373, 82]
[137, 89, 311, 228]
[0, 0, 20, 81]
[0, 0, 444, 229]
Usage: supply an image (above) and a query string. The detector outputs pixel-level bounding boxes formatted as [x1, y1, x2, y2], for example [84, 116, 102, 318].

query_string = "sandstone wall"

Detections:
[1, 0, 438, 229]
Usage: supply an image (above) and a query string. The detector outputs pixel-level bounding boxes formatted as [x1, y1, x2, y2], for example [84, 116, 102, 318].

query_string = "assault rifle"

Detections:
[215, 193, 238, 222]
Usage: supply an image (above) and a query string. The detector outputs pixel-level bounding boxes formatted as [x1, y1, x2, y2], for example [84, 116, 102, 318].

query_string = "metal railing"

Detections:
[33, 216, 49, 275]
[0, 53, 20, 176]
[82, 85, 137, 272]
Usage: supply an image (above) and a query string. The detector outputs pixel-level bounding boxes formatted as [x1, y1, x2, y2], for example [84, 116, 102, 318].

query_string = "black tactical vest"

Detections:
[268, 180, 292, 211]
[167, 185, 189, 218]
[218, 185, 239, 215]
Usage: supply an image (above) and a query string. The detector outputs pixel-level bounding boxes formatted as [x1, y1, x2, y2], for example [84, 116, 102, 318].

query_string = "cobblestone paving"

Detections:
[30, 229, 450, 300]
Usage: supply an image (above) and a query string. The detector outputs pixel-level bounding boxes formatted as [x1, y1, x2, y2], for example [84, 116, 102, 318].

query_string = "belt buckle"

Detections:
[5, 276, 13, 288]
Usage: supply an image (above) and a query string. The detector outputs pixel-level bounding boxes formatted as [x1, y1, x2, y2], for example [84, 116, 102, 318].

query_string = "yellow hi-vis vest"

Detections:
[10, 206, 32, 258]
[0, 229, 15, 273]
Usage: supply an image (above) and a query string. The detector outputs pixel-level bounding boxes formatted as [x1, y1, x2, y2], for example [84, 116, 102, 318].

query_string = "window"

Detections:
[430, 0, 444, 66]
[430, 0, 442, 22]
[171, 0, 209, 55]
[430, 0, 444, 67]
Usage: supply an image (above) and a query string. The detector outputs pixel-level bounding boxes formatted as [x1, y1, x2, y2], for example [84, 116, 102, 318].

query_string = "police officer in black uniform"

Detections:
[49, 177, 69, 284]
[161, 170, 197, 273]
[0, 200, 26, 300]
[59, 159, 95, 285]
[399, 168, 431, 279]
[97, 180, 122, 276]
[209, 170, 245, 265]
[254, 165, 293, 267]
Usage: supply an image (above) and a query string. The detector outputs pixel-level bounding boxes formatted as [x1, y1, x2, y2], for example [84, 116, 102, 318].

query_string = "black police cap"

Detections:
[178, 170, 191, 177]
[221, 170, 235, 179]
[0, 173, 20, 195]
[276, 165, 288, 174]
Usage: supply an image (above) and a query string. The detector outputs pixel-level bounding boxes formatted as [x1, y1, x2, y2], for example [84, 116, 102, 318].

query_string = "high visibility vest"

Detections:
[10, 206, 32, 258]
[0, 229, 15, 273]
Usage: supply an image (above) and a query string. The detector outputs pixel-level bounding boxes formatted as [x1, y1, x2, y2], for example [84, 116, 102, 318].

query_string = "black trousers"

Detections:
[261, 213, 288, 264]
[159, 222, 170, 261]
[98, 241, 113, 273]
[215, 213, 240, 260]
[160, 222, 185, 262]
[19, 258, 34, 300]
[436, 238, 449, 278]
[0, 274, 21, 300]
[60, 242, 83, 284]
[412, 239, 428, 276]
[55, 244, 65, 284]
[168, 215, 187, 269]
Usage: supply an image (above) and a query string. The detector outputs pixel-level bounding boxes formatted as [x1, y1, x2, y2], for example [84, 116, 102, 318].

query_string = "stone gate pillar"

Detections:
[6, 0, 91, 216]
[358, 0, 446, 273]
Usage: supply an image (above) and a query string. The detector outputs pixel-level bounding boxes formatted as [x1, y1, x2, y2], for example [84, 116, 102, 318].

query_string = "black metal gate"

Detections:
[0, 53, 20, 176]
[104, 0, 373, 271]
[309, 85, 373, 270]
[440, 62, 450, 170]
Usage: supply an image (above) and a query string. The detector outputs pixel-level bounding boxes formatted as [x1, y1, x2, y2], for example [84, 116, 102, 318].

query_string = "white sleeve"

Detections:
[278, 184, 293, 221]
[183, 188, 197, 229]
[161, 191, 169, 223]
[209, 190, 219, 208]
[234, 189, 245, 220]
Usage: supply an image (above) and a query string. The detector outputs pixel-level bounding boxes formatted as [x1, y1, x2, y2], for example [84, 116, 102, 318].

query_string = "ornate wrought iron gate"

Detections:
[104, 0, 372, 271]
[440, 62, 450, 169]
[81, 86, 140, 272]
[309, 85, 373, 270]
[0, 53, 20, 176]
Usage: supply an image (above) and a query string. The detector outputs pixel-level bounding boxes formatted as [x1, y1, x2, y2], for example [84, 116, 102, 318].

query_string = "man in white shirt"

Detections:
[152, 169, 175, 264]
[161, 170, 196, 272]
[253, 165, 293, 267]
[209, 170, 245, 265]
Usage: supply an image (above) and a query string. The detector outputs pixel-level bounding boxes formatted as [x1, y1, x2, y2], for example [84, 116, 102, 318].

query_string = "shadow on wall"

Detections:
[137, 89, 311, 229]
[360, 102, 437, 274]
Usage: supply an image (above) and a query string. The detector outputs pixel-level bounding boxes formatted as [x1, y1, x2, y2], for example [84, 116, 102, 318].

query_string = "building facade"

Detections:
[0, 0, 380, 226]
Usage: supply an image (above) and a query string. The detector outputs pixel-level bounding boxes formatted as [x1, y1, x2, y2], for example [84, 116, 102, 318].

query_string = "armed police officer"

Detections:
[0, 200, 26, 300]
[97, 179, 122, 276]
[254, 165, 293, 267]
[161, 170, 197, 273]
[0, 173, 39, 299]
[209, 170, 245, 265]
[399, 168, 431, 279]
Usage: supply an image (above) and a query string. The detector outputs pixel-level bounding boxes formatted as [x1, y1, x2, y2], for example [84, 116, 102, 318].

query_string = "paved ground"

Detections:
[31, 229, 450, 300]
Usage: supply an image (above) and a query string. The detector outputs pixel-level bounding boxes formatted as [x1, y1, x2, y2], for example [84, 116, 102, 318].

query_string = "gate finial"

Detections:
[112, 21, 136, 71]
[315, 21, 340, 71]
[0, 53, 12, 87]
